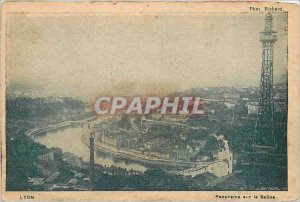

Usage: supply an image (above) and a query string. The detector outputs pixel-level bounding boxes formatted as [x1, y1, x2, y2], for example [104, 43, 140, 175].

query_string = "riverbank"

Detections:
[81, 134, 197, 169]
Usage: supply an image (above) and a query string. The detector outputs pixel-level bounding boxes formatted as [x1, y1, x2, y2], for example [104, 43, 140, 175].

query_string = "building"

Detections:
[170, 147, 190, 161]
[173, 134, 233, 177]
[144, 138, 168, 152]
[28, 178, 45, 191]
[224, 102, 236, 109]
[68, 156, 84, 168]
[247, 102, 259, 115]
[38, 147, 63, 162]
[96, 130, 124, 149]
[35, 148, 63, 177]
[223, 93, 240, 100]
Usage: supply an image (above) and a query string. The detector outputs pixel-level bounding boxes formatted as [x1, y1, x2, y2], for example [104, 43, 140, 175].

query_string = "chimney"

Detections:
[89, 131, 95, 190]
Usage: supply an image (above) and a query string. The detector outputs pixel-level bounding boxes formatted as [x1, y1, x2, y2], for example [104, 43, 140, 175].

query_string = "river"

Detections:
[35, 126, 147, 172]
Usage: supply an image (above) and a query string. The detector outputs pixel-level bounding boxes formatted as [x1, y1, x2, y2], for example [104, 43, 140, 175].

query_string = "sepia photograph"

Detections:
[1, 2, 299, 201]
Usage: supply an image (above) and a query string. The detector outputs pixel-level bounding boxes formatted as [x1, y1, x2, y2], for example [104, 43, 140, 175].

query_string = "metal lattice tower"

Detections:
[253, 13, 277, 148]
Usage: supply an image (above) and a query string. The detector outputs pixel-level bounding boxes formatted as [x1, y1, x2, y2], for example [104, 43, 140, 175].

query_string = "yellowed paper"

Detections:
[1, 2, 299, 201]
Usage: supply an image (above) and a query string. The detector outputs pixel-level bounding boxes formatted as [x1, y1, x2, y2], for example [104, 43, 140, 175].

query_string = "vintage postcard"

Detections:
[1, 1, 299, 201]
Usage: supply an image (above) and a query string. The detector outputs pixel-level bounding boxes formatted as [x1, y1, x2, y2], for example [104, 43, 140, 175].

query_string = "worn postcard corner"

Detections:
[1, 1, 299, 202]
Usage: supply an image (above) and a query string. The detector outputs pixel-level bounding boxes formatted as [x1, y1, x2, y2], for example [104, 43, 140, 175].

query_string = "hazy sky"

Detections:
[6, 12, 288, 98]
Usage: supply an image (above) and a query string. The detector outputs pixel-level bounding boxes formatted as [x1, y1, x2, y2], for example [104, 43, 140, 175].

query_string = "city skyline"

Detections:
[3, 1, 293, 195]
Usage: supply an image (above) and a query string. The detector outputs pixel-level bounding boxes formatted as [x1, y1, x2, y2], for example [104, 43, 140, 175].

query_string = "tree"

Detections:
[198, 136, 224, 159]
